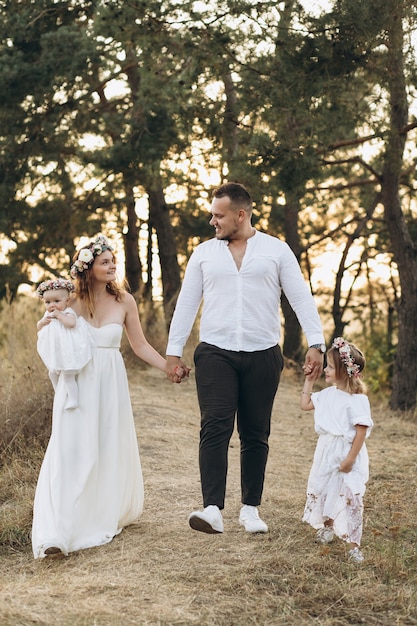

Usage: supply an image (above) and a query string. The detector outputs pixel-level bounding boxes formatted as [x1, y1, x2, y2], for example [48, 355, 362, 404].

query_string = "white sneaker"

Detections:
[188, 505, 224, 534]
[348, 547, 364, 563]
[239, 505, 268, 533]
[315, 527, 335, 544]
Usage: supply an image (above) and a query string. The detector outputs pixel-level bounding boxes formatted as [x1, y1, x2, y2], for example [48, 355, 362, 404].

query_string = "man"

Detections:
[166, 182, 325, 534]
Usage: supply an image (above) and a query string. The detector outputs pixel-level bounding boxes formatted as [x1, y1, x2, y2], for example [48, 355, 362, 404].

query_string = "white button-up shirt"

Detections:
[166, 230, 324, 356]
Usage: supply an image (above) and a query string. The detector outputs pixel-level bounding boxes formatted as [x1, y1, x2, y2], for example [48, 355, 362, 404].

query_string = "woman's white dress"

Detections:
[32, 323, 144, 558]
[302, 386, 373, 545]
[37, 307, 94, 373]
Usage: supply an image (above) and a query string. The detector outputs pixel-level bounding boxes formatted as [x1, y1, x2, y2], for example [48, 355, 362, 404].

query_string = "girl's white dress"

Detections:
[37, 307, 94, 373]
[302, 386, 373, 545]
[32, 323, 144, 558]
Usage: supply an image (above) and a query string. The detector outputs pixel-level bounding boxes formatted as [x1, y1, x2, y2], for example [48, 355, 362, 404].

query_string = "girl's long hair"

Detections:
[328, 342, 367, 394]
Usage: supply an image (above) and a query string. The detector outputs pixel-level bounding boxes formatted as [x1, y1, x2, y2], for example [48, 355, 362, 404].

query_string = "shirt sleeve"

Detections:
[166, 250, 203, 357]
[350, 395, 373, 438]
[278, 243, 325, 346]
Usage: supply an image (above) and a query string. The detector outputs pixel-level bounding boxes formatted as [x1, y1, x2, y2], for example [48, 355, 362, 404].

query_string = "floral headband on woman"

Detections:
[36, 278, 75, 298]
[70, 235, 113, 279]
[332, 337, 361, 378]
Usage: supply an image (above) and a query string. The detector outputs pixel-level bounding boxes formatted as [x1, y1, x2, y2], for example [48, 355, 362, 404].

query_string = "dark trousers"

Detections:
[193, 342, 283, 510]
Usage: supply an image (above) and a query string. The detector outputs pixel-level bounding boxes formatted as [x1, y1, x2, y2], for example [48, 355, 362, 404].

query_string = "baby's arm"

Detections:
[50, 309, 77, 329]
[339, 425, 367, 473]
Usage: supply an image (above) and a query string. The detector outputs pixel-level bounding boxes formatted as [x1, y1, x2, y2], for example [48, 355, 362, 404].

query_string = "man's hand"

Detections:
[302, 347, 324, 380]
[166, 355, 191, 384]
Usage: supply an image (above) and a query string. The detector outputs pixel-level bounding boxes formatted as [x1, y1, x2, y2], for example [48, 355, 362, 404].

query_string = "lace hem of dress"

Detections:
[303, 486, 363, 545]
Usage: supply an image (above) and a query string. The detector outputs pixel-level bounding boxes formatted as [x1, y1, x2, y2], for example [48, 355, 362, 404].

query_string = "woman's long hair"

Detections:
[72, 246, 127, 318]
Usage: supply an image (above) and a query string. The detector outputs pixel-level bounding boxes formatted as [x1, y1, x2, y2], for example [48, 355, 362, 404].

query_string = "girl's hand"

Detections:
[302, 366, 319, 382]
[339, 459, 353, 473]
[303, 348, 324, 379]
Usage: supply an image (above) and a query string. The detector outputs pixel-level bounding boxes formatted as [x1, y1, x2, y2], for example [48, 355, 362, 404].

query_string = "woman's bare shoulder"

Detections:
[120, 291, 137, 306]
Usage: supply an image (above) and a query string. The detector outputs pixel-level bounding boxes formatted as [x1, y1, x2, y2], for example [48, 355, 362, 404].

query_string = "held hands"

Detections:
[303, 369, 317, 382]
[300, 347, 323, 409]
[302, 347, 324, 381]
[166, 356, 191, 384]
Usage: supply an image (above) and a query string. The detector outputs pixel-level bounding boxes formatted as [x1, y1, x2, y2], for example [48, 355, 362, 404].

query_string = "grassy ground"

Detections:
[1, 362, 416, 626]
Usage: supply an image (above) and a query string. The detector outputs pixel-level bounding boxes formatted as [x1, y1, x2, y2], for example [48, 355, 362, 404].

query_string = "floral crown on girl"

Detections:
[36, 278, 75, 298]
[332, 337, 361, 378]
[70, 235, 113, 279]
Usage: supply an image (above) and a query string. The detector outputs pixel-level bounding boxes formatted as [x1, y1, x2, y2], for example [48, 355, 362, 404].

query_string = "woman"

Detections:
[32, 235, 180, 558]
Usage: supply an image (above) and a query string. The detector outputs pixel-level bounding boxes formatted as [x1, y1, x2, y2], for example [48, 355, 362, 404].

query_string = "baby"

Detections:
[36, 278, 94, 410]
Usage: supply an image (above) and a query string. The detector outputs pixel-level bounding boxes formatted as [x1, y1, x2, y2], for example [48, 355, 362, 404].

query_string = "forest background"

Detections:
[0, 2, 417, 623]
[1, 0, 417, 411]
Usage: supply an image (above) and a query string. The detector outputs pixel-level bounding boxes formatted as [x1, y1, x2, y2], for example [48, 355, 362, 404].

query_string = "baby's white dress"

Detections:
[37, 307, 94, 373]
[302, 386, 373, 545]
[32, 323, 144, 558]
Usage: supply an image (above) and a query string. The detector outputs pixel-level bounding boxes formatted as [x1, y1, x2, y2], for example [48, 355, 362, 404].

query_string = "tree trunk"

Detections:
[382, 6, 417, 411]
[222, 71, 240, 180]
[122, 175, 142, 295]
[146, 174, 182, 327]
[282, 191, 304, 361]
[332, 198, 379, 339]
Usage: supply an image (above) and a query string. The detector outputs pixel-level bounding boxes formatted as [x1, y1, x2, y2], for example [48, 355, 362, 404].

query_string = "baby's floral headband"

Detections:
[36, 278, 75, 298]
[70, 235, 113, 279]
[332, 337, 361, 378]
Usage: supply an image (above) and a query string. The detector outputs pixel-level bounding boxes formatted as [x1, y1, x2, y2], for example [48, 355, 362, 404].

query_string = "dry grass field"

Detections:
[0, 297, 416, 625]
[1, 357, 416, 626]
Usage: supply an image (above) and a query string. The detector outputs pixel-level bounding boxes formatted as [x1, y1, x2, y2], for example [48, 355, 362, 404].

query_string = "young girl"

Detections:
[36, 278, 94, 410]
[300, 337, 373, 563]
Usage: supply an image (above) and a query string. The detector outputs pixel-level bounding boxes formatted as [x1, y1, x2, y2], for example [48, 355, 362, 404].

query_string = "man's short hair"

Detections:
[212, 182, 252, 212]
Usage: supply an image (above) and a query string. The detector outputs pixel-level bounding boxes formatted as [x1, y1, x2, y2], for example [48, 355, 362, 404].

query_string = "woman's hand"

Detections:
[166, 356, 191, 383]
